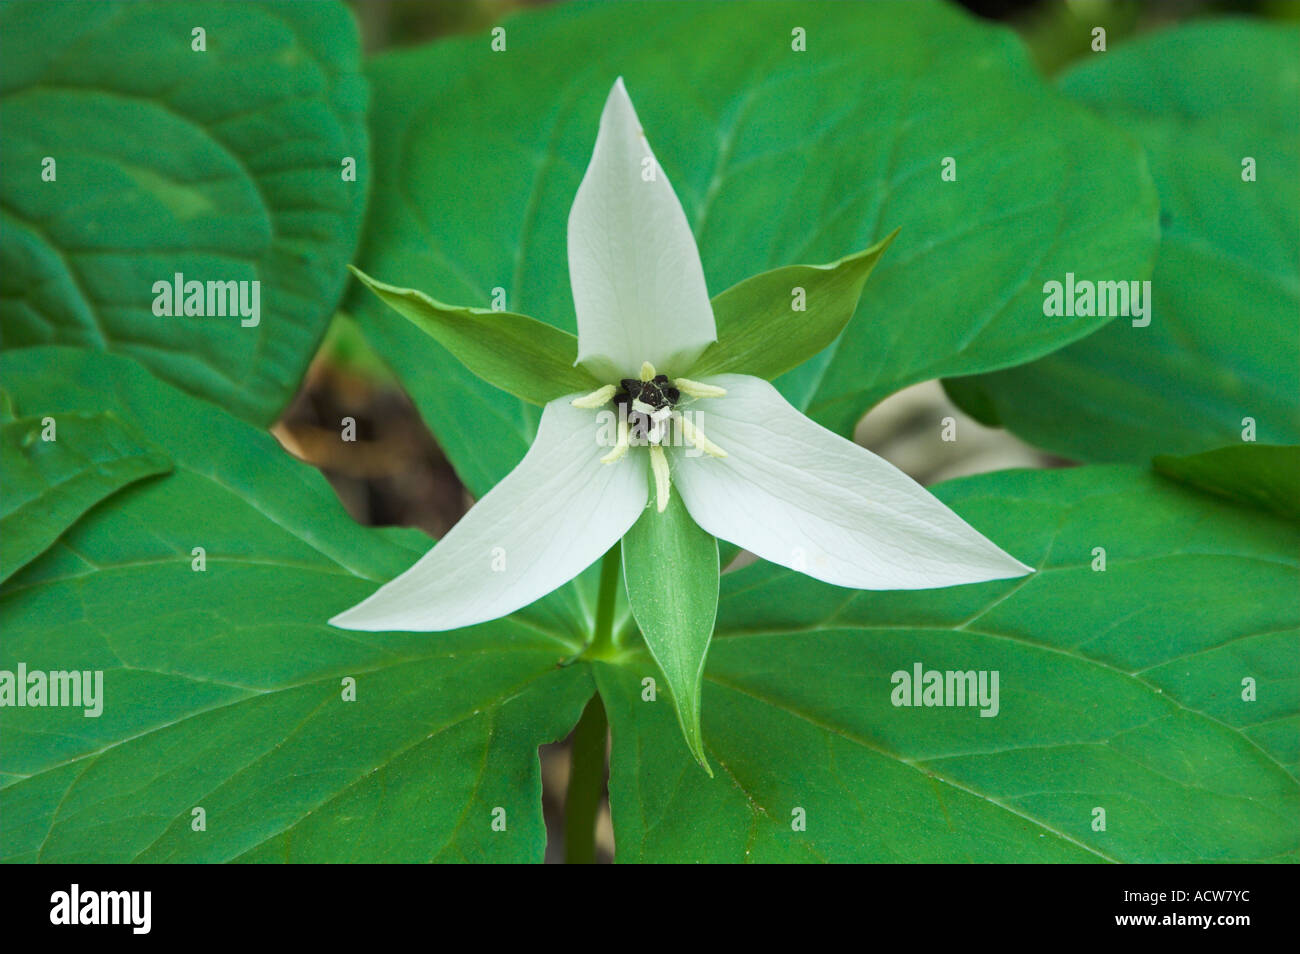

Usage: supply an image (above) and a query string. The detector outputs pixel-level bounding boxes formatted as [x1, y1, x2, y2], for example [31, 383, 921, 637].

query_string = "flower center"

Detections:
[615, 373, 679, 443]
[570, 362, 727, 514]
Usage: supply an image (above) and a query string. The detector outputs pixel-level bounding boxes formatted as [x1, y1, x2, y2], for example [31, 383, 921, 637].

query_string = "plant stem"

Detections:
[565, 544, 619, 863]
[564, 692, 607, 864]
[586, 543, 622, 659]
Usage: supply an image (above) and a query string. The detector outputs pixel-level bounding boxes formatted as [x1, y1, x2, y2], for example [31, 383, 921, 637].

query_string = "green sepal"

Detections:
[349, 266, 599, 406]
[621, 492, 720, 774]
[688, 229, 899, 381]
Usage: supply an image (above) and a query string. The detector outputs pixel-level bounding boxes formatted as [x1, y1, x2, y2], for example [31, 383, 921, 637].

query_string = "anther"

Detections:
[649, 444, 671, 512]
[679, 414, 727, 458]
[571, 384, 617, 409]
[672, 378, 727, 399]
[601, 415, 630, 463]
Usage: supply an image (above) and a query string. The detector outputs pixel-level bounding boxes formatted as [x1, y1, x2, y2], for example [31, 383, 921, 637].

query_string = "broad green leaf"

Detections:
[349, 266, 597, 406]
[947, 23, 1300, 461]
[688, 231, 898, 382]
[0, 347, 594, 862]
[0, 1, 369, 425]
[621, 492, 719, 771]
[0, 409, 171, 584]
[352, 0, 1157, 495]
[1155, 444, 1300, 524]
[599, 465, 1299, 862]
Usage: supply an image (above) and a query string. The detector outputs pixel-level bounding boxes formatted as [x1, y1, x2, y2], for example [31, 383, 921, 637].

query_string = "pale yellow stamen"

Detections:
[639, 361, 656, 382]
[649, 444, 671, 512]
[571, 384, 616, 409]
[679, 414, 727, 458]
[672, 377, 727, 399]
[601, 415, 630, 463]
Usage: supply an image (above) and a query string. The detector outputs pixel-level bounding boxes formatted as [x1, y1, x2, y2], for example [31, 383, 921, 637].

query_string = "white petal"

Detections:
[672, 375, 1033, 590]
[568, 78, 716, 382]
[331, 399, 649, 631]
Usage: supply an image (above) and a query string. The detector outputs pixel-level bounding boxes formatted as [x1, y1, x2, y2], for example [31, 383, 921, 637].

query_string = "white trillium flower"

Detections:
[331, 78, 1031, 634]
